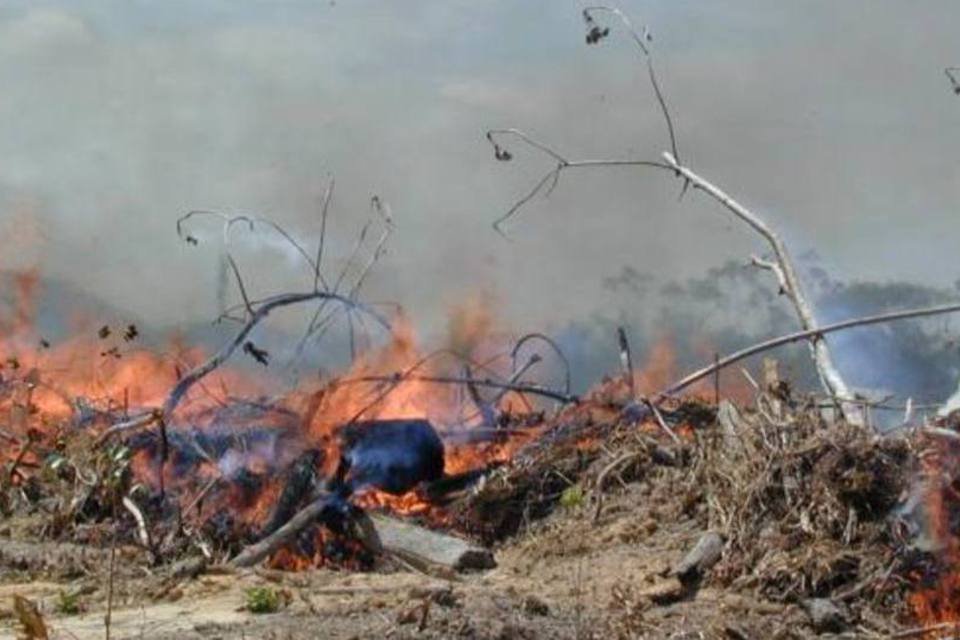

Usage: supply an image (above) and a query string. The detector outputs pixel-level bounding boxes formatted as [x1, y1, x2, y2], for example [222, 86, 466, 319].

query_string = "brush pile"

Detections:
[448, 376, 953, 638]
[1, 356, 957, 638]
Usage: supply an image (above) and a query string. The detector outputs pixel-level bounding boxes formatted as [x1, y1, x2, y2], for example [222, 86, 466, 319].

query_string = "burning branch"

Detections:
[97, 292, 387, 445]
[163, 292, 386, 419]
[99, 195, 394, 449]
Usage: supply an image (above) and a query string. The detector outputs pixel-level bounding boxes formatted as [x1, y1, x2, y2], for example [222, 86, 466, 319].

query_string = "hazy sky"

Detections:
[1, 1, 958, 339]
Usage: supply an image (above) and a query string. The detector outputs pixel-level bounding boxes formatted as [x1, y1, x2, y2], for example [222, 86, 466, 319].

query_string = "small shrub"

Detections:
[55, 590, 82, 615]
[560, 484, 585, 509]
[245, 586, 281, 614]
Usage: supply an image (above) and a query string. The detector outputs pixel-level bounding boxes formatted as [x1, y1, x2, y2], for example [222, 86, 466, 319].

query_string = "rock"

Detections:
[801, 598, 848, 634]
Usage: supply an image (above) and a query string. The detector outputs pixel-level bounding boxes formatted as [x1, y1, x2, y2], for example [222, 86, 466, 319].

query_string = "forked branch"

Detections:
[487, 5, 867, 423]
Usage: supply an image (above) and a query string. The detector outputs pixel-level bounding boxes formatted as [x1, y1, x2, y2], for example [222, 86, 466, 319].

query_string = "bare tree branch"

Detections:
[314, 177, 335, 293]
[97, 292, 388, 445]
[296, 196, 394, 359]
[582, 6, 680, 163]
[486, 5, 869, 423]
[485, 129, 672, 234]
[163, 292, 386, 419]
[655, 301, 960, 401]
[661, 151, 860, 421]
[178, 210, 326, 291]
[510, 332, 572, 396]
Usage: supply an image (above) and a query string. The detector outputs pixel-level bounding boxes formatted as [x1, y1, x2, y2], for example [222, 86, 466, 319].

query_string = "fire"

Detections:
[0, 265, 688, 570]
[907, 435, 960, 632]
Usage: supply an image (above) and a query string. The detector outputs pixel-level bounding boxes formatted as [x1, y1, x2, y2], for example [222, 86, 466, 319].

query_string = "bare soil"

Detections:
[0, 481, 818, 640]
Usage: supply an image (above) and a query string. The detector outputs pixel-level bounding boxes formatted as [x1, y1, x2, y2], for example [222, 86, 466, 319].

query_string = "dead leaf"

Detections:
[13, 595, 48, 640]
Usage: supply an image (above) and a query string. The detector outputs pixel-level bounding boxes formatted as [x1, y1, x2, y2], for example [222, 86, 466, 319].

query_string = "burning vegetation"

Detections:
[4, 4, 960, 640]
[4, 254, 960, 638]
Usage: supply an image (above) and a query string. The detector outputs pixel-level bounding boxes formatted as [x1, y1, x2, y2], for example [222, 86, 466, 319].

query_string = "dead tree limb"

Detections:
[364, 513, 495, 572]
[230, 494, 331, 568]
[486, 5, 889, 425]
[229, 498, 495, 572]
[486, 129, 673, 234]
[661, 151, 860, 422]
[656, 301, 960, 401]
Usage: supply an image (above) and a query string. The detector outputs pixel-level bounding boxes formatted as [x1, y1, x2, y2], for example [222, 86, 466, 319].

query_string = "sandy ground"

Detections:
[0, 482, 819, 640]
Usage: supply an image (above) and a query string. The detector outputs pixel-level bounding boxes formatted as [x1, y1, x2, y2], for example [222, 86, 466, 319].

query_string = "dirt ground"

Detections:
[0, 478, 827, 640]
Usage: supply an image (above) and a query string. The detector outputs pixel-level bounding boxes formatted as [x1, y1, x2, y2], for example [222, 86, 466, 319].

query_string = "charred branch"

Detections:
[349, 373, 578, 405]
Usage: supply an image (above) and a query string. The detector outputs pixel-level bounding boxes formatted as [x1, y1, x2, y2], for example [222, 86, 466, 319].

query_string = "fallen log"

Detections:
[673, 531, 724, 586]
[364, 513, 495, 572]
[262, 449, 324, 537]
[230, 495, 333, 568]
[230, 495, 495, 572]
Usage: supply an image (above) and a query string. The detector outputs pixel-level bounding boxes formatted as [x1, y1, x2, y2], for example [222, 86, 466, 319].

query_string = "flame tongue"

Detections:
[0, 276, 624, 570]
[906, 435, 960, 627]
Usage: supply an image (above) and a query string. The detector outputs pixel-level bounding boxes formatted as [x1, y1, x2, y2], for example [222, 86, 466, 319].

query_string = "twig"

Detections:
[93, 410, 161, 447]
[181, 476, 222, 517]
[7, 436, 34, 483]
[349, 373, 578, 404]
[464, 364, 498, 428]
[946, 67, 960, 95]
[643, 397, 680, 444]
[890, 622, 960, 639]
[105, 505, 118, 640]
[225, 254, 253, 316]
[485, 128, 672, 234]
[510, 332, 572, 396]
[491, 353, 542, 405]
[656, 301, 960, 401]
[582, 6, 680, 163]
[122, 495, 152, 551]
[314, 177, 335, 292]
[617, 327, 635, 400]
[749, 255, 789, 295]
[230, 494, 333, 568]
[593, 451, 643, 522]
[178, 210, 325, 289]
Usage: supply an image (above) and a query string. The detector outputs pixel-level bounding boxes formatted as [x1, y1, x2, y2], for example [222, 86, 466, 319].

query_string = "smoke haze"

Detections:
[0, 1, 958, 401]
